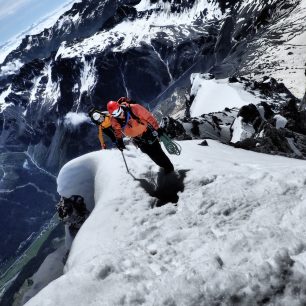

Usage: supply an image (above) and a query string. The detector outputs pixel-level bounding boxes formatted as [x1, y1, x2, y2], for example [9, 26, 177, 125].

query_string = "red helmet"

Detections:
[107, 100, 123, 117]
[107, 101, 119, 113]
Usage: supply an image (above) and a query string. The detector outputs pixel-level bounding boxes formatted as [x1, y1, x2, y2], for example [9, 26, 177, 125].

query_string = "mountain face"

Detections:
[0, 0, 305, 165]
[0, 0, 305, 170]
[0, 0, 306, 300]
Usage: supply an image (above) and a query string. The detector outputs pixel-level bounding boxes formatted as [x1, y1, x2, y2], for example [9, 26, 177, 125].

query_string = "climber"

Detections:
[88, 107, 117, 149]
[107, 98, 174, 174]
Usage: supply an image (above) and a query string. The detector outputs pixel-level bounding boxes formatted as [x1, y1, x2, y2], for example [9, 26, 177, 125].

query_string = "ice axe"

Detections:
[121, 151, 130, 173]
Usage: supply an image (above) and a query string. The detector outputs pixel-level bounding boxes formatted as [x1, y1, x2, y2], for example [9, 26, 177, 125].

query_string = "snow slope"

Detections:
[25, 141, 306, 306]
[190, 74, 260, 116]
[239, 0, 306, 99]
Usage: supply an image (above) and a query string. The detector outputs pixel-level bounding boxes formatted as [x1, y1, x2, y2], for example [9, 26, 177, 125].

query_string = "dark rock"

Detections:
[237, 104, 261, 124]
[52, 57, 83, 115]
[185, 94, 194, 118]
[191, 120, 200, 136]
[198, 140, 208, 146]
[259, 125, 292, 153]
[214, 0, 240, 14]
[162, 116, 190, 140]
[214, 16, 235, 63]
[260, 102, 275, 120]
[228, 76, 239, 83]
[103, 5, 138, 31]
[280, 99, 306, 134]
[251, 78, 297, 100]
[152, 0, 197, 13]
[233, 124, 293, 156]
[11, 59, 45, 92]
[5, 93, 20, 106]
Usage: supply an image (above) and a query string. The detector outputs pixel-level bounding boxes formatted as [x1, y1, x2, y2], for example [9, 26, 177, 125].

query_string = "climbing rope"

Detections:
[160, 133, 182, 155]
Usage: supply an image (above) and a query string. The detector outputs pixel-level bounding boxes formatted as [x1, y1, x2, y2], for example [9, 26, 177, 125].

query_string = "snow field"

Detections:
[240, 0, 306, 99]
[190, 74, 260, 117]
[26, 140, 306, 306]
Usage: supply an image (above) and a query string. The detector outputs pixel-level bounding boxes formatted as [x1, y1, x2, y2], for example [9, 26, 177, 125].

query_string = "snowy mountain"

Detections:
[1, 0, 306, 303]
[0, 0, 306, 165]
[25, 140, 306, 306]
[0, 0, 82, 65]
[0, 0, 305, 171]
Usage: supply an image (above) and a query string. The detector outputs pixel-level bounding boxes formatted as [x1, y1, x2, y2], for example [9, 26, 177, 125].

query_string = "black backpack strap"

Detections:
[122, 104, 144, 125]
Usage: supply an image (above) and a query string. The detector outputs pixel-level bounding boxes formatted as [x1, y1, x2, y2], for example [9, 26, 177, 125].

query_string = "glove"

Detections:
[116, 138, 126, 151]
[101, 143, 107, 150]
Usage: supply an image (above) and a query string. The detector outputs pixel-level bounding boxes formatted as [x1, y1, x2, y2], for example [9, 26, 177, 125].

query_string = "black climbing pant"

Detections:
[136, 137, 174, 173]
[103, 127, 117, 143]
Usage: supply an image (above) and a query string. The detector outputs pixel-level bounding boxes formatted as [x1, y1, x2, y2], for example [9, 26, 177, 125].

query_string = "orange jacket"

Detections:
[111, 104, 159, 139]
[98, 115, 112, 149]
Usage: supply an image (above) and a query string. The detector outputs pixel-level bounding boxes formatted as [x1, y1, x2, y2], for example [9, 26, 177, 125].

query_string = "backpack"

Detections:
[117, 100, 143, 125]
[117, 97, 136, 105]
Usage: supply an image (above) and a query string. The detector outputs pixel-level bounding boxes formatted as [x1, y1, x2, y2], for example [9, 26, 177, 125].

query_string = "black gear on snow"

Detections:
[56, 195, 90, 236]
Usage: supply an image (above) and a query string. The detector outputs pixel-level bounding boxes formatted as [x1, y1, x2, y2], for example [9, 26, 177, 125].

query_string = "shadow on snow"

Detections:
[130, 170, 189, 208]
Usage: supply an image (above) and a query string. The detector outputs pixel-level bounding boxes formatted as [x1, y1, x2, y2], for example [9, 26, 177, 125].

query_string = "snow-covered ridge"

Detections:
[189, 74, 261, 116]
[26, 141, 306, 306]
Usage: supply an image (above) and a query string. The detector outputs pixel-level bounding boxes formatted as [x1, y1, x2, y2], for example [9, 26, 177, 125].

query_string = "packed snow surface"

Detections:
[26, 140, 306, 306]
[190, 74, 260, 116]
